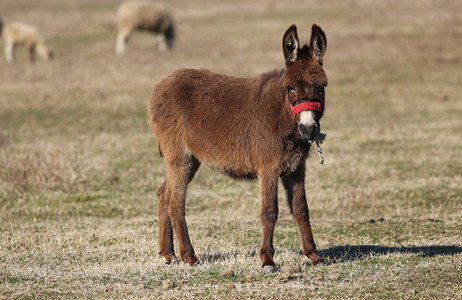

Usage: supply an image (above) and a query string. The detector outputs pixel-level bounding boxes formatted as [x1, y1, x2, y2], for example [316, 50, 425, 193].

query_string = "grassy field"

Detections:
[1, 0, 461, 298]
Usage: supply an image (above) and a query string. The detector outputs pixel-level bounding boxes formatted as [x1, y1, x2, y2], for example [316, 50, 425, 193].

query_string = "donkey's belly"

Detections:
[210, 163, 258, 181]
[185, 137, 259, 180]
[193, 148, 259, 180]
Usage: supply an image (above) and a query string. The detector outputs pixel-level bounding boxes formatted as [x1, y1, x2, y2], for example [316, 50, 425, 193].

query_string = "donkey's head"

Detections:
[283, 24, 327, 141]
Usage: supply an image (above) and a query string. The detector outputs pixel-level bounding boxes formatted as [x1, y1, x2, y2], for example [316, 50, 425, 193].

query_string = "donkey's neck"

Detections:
[256, 68, 296, 132]
[258, 69, 286, 98]
[257, 68, 312, 173]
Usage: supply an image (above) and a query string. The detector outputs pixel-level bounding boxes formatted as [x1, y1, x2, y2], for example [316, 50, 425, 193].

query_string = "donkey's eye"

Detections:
[316, 86, 325, 96]
[286, 86, 295, 93]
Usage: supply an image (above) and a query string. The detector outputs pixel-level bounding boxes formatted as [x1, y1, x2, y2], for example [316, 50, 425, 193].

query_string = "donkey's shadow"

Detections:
[317, 244, 462, 264]
[198, 245, 462, 265]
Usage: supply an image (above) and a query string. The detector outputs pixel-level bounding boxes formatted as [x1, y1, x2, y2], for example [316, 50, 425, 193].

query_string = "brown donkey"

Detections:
[148, 24, 327, 269]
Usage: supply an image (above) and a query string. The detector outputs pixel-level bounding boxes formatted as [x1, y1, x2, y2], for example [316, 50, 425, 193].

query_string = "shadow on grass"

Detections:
[197, 245, 462, 265]
[318, 245, 462, 264]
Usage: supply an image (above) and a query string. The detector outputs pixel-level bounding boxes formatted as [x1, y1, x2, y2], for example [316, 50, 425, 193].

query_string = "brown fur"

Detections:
[148, 24, 327, 267]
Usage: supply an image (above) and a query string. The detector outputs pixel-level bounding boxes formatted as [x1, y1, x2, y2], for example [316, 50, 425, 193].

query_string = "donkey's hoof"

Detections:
[182, 254, 199, 266]
[308, 253, 325, 266]
[262, 265, 277, 273]
[187, 259, 199, 266]
[160, 251, 179, 265]
[165, 256, 179, 265]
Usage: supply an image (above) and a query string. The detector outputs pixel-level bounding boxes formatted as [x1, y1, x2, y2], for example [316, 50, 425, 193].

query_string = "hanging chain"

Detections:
[314, 132, 326, 165]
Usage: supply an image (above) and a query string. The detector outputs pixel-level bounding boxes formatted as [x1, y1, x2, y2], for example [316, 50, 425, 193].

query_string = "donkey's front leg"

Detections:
[258, 171, 279, 267]
[282, 165, 324, 265]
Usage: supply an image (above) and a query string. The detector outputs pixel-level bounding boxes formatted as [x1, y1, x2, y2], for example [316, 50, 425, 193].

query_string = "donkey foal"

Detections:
[148, 24, 328, 269]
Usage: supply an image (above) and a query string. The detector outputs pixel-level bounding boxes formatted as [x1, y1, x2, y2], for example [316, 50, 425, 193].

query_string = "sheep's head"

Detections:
[37, 44, 54, 61]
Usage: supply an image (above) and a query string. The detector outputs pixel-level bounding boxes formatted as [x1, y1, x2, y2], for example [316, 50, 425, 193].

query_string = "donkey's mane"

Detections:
[258, 68, 286, 96]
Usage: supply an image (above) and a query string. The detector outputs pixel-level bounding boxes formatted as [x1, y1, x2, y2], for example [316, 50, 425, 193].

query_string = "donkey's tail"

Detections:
[158, 145, 163, 157]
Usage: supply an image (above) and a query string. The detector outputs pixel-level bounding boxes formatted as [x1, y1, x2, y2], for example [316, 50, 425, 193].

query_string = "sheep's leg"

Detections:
[157, 34, 167, 52]
[28, 44, 36, 62]
[115, 28, 131, 54]
[5, 40, 15, 63]
[281, 164, 323, 265]
[258, 170, 279, 268]
[161, 153, 200, 265]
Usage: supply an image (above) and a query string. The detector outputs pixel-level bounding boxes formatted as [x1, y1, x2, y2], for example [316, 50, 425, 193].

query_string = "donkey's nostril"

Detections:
[298, 123, 318, 140]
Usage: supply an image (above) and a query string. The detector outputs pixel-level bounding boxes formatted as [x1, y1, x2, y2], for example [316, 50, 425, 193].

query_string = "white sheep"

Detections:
[115, 1, 176, 54]
[1, 22, 54, 63]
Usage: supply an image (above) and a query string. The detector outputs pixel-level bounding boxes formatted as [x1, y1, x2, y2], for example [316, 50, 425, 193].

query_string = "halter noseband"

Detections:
[289, 101, 322, 119]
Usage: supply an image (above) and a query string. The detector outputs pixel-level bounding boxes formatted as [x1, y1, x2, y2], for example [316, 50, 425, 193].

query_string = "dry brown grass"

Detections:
[1, 0, 461, 299]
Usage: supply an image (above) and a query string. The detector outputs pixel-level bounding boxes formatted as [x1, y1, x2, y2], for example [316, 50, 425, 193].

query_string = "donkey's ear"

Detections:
[283, 24, 300, 65]
[309, 24, 327, 65]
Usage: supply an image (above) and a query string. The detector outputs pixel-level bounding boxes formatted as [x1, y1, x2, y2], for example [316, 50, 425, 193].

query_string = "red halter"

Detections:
[289, 101, 322, 119]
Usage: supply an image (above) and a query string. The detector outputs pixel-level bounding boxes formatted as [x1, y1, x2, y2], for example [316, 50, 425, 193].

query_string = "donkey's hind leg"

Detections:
[158, 155, 201, 264]
[157, 180, 177, 264]
[163, 153, 201, 265]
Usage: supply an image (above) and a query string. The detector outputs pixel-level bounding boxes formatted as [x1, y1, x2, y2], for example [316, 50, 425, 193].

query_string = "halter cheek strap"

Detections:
[289, 101, 322, 119]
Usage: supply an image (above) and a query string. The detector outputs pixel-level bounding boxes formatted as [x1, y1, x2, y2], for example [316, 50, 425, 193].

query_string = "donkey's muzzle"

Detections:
[298, 123, 319, 141]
